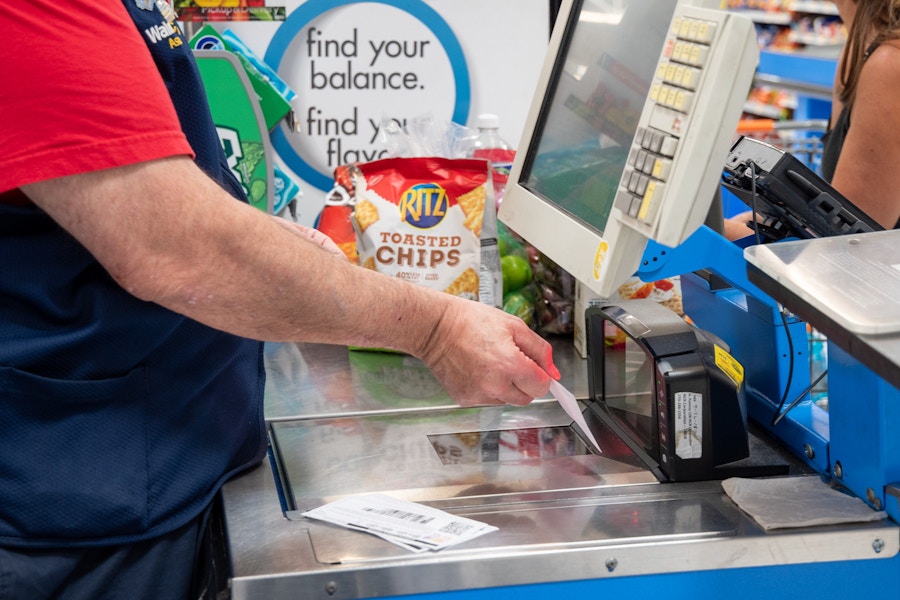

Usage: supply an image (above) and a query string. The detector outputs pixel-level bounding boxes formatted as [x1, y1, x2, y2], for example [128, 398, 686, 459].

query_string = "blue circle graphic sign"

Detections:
[264, 0, 471, 191]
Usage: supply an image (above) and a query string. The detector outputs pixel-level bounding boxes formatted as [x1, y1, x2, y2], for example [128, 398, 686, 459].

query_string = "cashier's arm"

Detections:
[22, 155, 559, 407]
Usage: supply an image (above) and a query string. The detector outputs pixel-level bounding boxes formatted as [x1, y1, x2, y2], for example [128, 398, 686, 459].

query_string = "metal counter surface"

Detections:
[745, 231, 900, 391]
[223, 339, 900, 599]
[262, 336, 589, 421]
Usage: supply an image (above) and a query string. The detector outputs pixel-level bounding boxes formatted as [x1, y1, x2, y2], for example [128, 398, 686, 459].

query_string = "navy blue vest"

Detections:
[0, 2, 266, 547]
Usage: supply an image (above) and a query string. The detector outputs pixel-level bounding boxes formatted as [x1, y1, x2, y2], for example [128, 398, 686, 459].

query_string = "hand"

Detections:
[418, 296, 560, 407]
[723, 210, 757, 241]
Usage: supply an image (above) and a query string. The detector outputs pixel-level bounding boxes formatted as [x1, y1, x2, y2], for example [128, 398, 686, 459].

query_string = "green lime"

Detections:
[503, 291, 534, 326]
[501, 254, 533, 294]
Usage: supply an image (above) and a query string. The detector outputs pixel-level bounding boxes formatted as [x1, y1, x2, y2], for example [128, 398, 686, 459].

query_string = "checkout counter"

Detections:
[222, 295, 900, 599]
[184, 0, 899, 593]
[194, 0, 900, 592]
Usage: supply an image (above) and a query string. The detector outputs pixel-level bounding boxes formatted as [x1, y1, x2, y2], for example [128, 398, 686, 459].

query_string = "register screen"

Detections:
[522, 0, 676, 233]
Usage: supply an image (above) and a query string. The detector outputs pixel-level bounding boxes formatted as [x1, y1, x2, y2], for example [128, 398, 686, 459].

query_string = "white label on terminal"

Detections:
[674, 391, 703, 459]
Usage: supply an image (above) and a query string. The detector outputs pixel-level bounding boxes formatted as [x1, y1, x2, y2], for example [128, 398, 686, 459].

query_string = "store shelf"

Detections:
[744, 100, 788, 119]
[757, 49, 836, 93]
[787, 32, 844, 47]
[787, 1, 839, 15]
[738, 9, 793, 25]
[752, 50, 835, 120]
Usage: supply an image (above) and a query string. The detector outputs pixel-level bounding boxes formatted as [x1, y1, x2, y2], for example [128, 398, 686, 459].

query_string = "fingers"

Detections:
[512, 323, 561, 380]
[510, 365, 552, 402]
[427, 300, 561, 409]
[494, 331, 559, 404]
[448, 343, 554, 407]
[454, 385, 534, 408]
[454, 396, 506, 408]
[505, 384, 542, 406]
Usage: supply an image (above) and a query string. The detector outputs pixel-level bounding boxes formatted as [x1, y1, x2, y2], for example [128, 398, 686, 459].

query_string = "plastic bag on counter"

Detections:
[376, 112, 475, 160]
[498, 221, 575, 336]
[532, 255, 576, 335]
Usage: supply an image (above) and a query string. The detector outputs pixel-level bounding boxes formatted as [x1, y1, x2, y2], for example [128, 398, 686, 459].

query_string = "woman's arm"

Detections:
[830, 42, 900, 228]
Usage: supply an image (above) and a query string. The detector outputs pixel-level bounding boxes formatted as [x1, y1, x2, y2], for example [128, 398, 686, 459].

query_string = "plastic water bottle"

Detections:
[471, 113, 511, 155]
[469, 114, 515, 207]
[468, 114, 513, 311]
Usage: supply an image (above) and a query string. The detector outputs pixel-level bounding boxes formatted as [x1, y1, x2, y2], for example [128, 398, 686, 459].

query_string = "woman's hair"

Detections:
[839, 0, 900, 108]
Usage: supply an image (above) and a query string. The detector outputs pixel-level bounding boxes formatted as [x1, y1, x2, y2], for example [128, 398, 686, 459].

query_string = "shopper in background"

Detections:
[725, 0, 900, 239]
[821, 0, 900, 228]
[0, 2, 558, 599]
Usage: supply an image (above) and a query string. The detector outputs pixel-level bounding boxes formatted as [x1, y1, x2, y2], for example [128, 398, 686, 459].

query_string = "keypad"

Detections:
[615, 16, 718, 226]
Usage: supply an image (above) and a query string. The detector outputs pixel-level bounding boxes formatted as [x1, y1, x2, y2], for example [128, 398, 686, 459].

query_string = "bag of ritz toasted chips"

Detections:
[342, 157, 499, 305]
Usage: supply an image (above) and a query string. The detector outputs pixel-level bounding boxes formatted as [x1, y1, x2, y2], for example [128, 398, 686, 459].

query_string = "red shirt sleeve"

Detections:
[0, 0, 194, 193]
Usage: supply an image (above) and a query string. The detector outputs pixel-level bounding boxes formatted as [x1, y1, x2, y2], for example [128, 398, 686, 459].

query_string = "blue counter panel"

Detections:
[390, 556, 900, 600]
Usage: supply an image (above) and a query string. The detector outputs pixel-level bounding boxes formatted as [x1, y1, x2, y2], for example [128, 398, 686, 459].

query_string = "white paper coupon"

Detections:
[550, 379, 602, 453]
[302, 493, 497, 552]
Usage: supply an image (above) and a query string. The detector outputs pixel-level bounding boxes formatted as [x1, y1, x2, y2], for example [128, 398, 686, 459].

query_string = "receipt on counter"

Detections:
[549, 379, 602, 453]
[302, 493, 497, 552]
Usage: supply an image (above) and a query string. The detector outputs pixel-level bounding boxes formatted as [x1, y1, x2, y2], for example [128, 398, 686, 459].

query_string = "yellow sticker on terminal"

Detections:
[638, 181, 656, 220]
[592, 241, 609, 281]
[714, 345, 744, 388]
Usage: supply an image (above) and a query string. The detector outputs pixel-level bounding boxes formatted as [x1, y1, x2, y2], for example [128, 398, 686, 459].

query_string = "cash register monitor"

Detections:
[498, 0, 758, 297]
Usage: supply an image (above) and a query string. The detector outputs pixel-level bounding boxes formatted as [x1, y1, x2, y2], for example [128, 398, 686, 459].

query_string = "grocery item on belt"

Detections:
[615, 276, 683, 316]
[350, 157, 491, 302]
[317, 164, 363, 264]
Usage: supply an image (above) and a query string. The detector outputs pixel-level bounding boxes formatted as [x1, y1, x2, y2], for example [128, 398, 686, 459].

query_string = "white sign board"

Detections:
[218, 0, 549, 225]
